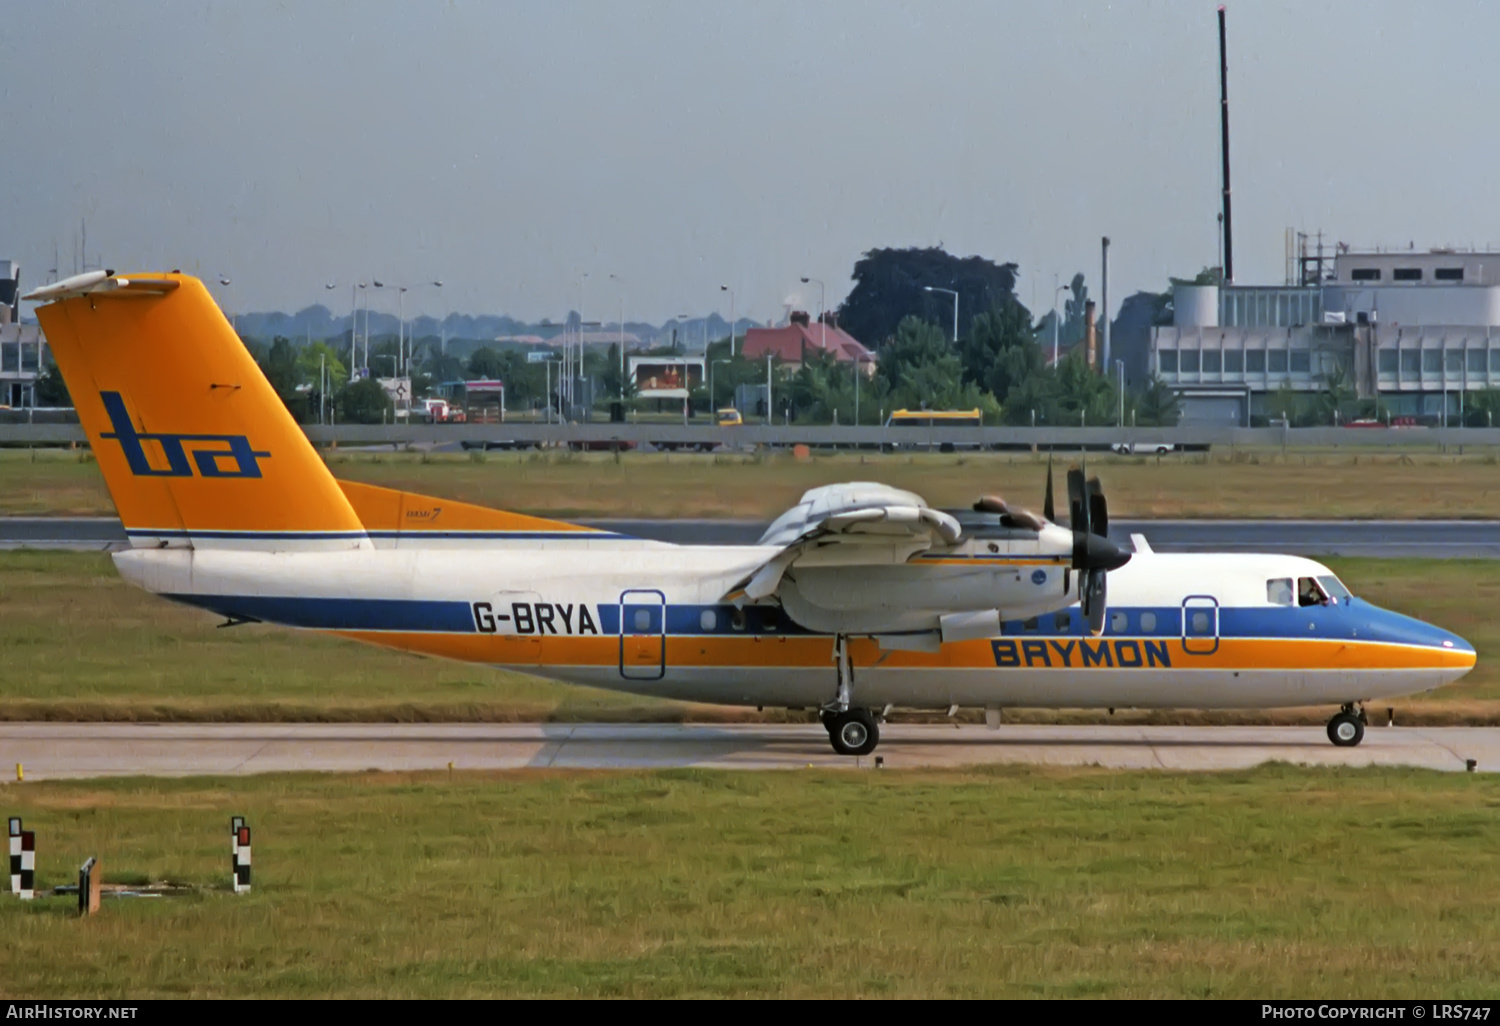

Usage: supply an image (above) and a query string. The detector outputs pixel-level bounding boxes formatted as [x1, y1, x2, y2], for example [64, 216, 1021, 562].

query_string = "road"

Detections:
[5, 516, 1500, 557]
[0, 723, 1493, 778]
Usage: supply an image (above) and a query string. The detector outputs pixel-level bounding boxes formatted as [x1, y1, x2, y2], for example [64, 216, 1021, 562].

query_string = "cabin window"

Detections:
[700, 610, 717, 631]
[1139, 611, 1157, 632]
[1267, 578, 1294, 606]
[730, 609, 747, 631]
[1190, 611, 1211, 633]
[1054, 612, 1070, 633]
[1023, 617, 1040, 632]
[1110, 611, 1128, 634]
[762, 610, 779, 631]
[633, 609, 652, 631]
[1297, 577, 1330, 607]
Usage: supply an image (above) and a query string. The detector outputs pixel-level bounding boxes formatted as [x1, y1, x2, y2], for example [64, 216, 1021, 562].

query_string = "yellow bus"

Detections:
[883, 408, 984, 451]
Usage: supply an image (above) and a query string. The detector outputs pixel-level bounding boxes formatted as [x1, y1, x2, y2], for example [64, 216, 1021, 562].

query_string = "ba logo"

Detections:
[100, 391, 271, 479]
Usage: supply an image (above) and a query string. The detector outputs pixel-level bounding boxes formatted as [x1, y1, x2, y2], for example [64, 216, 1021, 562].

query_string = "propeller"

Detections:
[973, 458, 1128, 635]
[1065, 462, 1130, 636]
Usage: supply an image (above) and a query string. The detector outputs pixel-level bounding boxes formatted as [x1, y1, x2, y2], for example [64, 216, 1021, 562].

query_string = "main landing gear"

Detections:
[1327, 704, 1367, 747]
[821, 634, 880, 756]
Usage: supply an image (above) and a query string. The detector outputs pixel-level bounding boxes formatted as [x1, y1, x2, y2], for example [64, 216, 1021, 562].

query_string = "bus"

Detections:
[883, 408, 984, 451]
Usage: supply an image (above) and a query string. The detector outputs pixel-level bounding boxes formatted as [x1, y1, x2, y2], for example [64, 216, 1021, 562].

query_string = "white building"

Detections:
[1152, 247, 1500, 425]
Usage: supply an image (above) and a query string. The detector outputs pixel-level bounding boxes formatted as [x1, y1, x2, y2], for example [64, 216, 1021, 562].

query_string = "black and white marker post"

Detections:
[233, 822, 251, 894]
[8, 817, 20, 897]
[13, 822, 35, 901]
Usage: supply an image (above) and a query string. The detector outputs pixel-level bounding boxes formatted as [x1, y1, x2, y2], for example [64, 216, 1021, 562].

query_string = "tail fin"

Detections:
[28, 271, 366, 550]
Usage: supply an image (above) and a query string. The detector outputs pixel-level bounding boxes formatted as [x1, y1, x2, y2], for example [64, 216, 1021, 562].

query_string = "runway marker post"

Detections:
[8, 817, 20, 896]
[233, 825, 251, 894]
[17, 829, 35, 900]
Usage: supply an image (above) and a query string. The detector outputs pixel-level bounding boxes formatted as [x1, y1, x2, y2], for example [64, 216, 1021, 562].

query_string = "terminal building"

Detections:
[0, 260, 49, 409]
[1151, 247, 1500, 425]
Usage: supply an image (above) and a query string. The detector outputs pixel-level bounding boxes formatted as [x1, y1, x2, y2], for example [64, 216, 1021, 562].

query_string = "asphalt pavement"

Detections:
[1, 723, 1494, 778]
[4, 516, 1500, 557]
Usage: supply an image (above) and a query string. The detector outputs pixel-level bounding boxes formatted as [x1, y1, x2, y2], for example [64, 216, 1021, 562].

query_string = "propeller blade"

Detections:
[1086, 476, 1108, 537]
[1043, 458, 1055, 522]
[1082, 569, 1108, 636]
[1066, 467, 1087, 535]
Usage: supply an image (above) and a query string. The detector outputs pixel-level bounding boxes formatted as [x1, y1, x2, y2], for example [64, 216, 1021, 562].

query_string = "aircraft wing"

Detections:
[732, 498, 961, 602]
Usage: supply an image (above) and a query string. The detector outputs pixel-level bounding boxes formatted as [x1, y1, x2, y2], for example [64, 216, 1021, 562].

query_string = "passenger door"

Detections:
[1181, 595, 1220, 656]
[618, 589, 667, 680]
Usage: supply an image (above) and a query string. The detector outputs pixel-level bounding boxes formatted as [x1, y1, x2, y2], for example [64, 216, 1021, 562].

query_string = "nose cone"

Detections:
[1360, 600, 1476, 675]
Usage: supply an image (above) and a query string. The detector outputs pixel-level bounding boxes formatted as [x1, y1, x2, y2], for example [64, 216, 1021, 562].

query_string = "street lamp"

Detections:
[923, 286, 959, 343]
[711, 358, 733, 412]
[217, 276, 237, 335]
[1053, 280, 1071, 366]
[800, 277, 826, 352]
[720, 285, 736, 357]
[609, 274, 627, 401]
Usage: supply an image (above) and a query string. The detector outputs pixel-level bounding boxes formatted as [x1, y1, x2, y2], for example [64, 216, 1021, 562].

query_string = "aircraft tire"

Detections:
[1327, 711, 1365, 747]
[828, 710, 879, 756]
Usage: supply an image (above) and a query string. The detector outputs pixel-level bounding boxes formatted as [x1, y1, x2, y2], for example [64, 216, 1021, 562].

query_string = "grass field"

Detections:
[2, 766, 1499, 997]
[0, 551, 1497, 723]
[7, 446, 1500, 519]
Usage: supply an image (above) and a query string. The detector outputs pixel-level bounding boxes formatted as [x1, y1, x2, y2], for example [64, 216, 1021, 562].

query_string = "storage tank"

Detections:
[1174, 284, 1219, 327]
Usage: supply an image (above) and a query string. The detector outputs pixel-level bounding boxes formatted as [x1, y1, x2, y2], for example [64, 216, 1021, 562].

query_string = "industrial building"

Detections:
[1151, 247, 1500, 425]
[0, 260, 49, 409]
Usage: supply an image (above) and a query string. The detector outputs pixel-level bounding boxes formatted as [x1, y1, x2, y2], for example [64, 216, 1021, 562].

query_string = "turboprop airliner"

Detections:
[25, 271, 1475, 756]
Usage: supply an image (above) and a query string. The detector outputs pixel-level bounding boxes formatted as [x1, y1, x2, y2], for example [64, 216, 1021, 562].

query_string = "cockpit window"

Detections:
[1297, 576, 1331, 607]
[1266, 578, 1294, 606]
[1317, 575, 1352, 603]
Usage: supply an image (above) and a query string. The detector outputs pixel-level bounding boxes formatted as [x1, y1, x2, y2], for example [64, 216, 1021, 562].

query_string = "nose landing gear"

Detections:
[1327, 705, 1367, 747]
[821, 634, 881, 756]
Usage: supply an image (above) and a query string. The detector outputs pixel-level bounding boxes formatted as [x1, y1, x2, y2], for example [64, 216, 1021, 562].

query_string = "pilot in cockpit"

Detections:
[1298, 576, 1329, 608]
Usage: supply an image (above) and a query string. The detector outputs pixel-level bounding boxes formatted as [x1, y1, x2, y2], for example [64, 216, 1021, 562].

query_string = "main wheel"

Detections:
[1327, 711, 1365, 747]
[828, 710, 879, 756]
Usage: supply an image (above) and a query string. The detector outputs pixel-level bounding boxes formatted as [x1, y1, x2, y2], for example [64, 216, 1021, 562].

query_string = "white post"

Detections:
[766, 353, 773, 425]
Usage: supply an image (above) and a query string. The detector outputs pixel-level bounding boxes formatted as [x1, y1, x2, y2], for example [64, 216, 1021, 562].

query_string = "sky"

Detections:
[6, 0, 1500, 328]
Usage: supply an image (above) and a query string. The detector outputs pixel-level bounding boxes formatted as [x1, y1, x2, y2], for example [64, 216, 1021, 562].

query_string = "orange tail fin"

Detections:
[28, 271, 366, 549]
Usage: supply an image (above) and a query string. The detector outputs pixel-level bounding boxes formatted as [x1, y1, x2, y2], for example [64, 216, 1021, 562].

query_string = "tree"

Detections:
[959, 299, 1040, 401]
[336, 377, 394, 424]
[466, 347, 504, 379]
[34, 357, 70, 407]
[1133, 376, 1181, 426]
[296, 342, 348, 392]
[259, 336, 302, 398]
[836, 247, 1020, 348]
[875, 316, 996, 415]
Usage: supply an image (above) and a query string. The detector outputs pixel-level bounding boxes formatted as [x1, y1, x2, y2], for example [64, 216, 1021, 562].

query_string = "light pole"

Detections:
[1116, 358, 1125, 427]
[720, 285, 736, 357]
[609, 274, 627, 402]
[800, 277, 826, 352]
[1053, 280, 1071, 366]
[398, 280, 444, 378]
[923, 285, 958, 343]
[711, 358, 733, 412]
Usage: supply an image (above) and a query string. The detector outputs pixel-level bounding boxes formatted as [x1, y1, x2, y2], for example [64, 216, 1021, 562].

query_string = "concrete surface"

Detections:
[1, 722, 1495, 779]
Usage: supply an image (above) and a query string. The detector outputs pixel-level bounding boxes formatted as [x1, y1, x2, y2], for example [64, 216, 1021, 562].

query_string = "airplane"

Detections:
[24, 271, 1476, 757]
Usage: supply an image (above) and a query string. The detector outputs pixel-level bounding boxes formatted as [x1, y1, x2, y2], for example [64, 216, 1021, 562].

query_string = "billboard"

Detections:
[629, 357, 704, 399]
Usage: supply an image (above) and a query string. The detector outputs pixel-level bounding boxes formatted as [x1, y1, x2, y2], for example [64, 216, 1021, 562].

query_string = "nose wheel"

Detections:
[1327, 706, 1366, 747]
[825, 708, 880, 756]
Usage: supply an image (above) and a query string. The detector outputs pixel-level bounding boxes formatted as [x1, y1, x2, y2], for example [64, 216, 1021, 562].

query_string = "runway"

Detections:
[2, 723, 1495, 778]
[4, 516, 1500, 557]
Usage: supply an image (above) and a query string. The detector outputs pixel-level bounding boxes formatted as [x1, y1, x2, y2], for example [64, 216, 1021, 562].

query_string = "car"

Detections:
[716, 408, 743, 427]
[1111, 442, 1175, 455]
